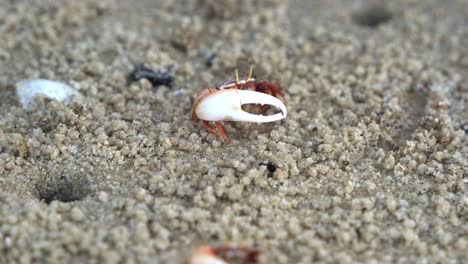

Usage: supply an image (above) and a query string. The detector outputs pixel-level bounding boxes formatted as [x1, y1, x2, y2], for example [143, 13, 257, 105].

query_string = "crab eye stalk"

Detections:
[247, 65, 254, 80]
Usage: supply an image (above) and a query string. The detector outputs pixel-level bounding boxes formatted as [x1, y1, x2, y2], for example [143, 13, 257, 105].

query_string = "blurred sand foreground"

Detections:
[0, 0, 467, 263]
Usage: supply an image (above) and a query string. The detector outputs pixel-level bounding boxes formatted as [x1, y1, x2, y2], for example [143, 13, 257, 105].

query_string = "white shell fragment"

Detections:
[196, 89, 287, 123]
[16, 79, 78, 107]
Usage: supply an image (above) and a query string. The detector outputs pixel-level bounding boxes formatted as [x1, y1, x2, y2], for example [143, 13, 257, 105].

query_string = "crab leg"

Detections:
[203, 121, 216, 135]
[202, 121, 230, 144]
[214, 122, 230, 144]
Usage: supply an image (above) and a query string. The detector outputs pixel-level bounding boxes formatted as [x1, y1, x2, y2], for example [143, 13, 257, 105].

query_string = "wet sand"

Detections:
[0, 0, 467, 263]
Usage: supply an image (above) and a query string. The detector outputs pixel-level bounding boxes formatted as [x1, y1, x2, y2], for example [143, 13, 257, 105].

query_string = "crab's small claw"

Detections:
[195, 89, 287, 123]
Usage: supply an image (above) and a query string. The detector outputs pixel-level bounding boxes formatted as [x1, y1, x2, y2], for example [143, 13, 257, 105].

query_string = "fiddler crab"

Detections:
[192, 66, 287, 143]
[188, 245, 259, 264]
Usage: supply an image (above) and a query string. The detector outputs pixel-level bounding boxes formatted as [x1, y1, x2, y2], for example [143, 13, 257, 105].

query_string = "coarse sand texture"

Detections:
[0, 0, 467, 263]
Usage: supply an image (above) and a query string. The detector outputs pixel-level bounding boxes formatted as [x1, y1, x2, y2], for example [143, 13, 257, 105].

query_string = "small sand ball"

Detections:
[135, 188, 147, 202]
[16, 79, 79, 107]
[135, 222, 150, 242]
[402, 229, 418, 244]
[382, 155, 395, 170]
[71, 207, 85, 222]
[435, 198, 451, 216]
[455, 238, 466, 250]
[202, 187, 217, 204]
[227, 184, 244, 201]
[344, 181, 354, 194]
[417, 164, 428, 175]
[98, 191, 109, 203]
[316, 164, 330, 175]
[102, 250, 121, 263]
[386, 197, 398, 212]
[432, 151, 445, 162]
[288, 83, 303, 95]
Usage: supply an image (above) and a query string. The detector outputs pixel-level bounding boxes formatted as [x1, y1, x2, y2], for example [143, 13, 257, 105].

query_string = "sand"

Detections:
[0, 0, 467, 263]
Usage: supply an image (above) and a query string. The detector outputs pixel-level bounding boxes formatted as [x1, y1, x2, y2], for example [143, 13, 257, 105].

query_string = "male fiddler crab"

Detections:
[192, 66, 287, 143]
[188, 245, 259, 264]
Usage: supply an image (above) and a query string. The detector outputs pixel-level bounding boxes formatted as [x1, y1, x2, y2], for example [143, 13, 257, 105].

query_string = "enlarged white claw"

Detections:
[195, 89, 287, 123]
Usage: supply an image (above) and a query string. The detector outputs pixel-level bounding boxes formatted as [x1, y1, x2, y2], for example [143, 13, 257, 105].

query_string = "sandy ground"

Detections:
[0, 0, 467, 263]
